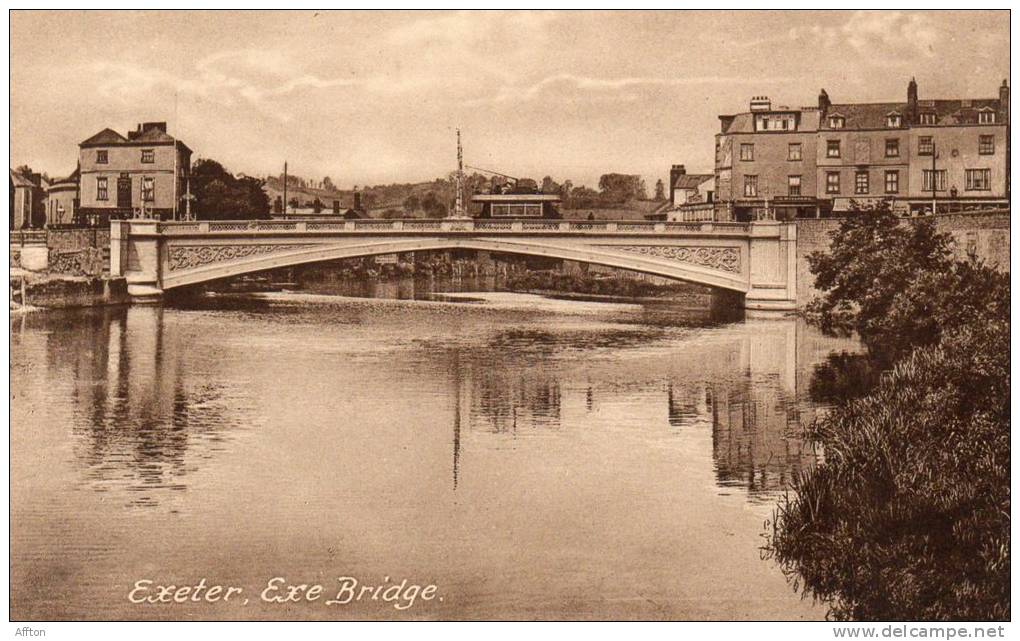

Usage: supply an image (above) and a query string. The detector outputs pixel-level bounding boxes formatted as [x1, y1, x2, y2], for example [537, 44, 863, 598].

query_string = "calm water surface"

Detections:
[10, 290, 858, 620]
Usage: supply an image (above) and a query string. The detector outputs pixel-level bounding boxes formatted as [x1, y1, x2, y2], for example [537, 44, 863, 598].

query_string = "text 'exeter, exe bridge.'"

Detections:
[110, 218, 799, 311]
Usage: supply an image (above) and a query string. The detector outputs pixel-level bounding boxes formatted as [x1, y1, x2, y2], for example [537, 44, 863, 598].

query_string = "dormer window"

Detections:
[828, 115, 845, 129]
[920, 112, 937, 125]
[887, 113, 902, 128]
[978, 109, 996, 124]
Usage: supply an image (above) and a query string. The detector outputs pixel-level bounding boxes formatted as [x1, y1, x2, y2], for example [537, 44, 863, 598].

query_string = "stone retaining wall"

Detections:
[795, 210, 1010, 307]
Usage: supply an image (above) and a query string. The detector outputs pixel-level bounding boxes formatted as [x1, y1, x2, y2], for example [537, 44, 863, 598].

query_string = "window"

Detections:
[979, 135, 995, 155]
[885, 138, 900, 157]
[96, 150, 108, 164]
[788, 143, 802, 161]
[855, 171, 869, 195]
[922, 169, 947, 192]
[788, 175, 801, 197]
[979, 111, 996, 124]
[826, 140, 841, 158]
[141, 149, 155, 164]
[826, 172, 840, 194]
[885, 170, 899, 194]
[829, 116, 844, 129]
[740, 143, 754, 161]
[920, 112, 937, 125]
[761, 117, 769, 130]
[97, 177, 108, 201]
[743, 175, 758, 197]
[142, 176, 155, 201]
[966, 169, 991, 191]
[887, 114, 902, 128]
[918, 136, 934, 156]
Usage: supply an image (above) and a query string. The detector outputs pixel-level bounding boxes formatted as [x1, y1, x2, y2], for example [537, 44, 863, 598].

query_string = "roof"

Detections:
[130, 128, 177, 144]
[80, 128, 128, 145]
[9, 170, 34, 188]
[719, 108, 820, 134]
[471, 193, 561, 202]
[819, 98, 1002, 129]
[673, 174, 713, 190]
[80, 126, 191, 151]
[821, 102, 906, 129]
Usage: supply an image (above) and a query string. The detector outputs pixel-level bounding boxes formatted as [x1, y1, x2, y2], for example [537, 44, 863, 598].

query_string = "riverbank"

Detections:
[10, 270, 128, 310]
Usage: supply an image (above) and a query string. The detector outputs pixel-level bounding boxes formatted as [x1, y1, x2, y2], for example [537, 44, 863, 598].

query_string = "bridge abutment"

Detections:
[744, 222, 798, 312]
[111, 220, 165, 303]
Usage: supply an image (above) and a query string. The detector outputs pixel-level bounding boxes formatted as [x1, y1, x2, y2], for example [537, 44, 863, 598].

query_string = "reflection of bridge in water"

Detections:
[112, 218, 799, 311]
[12, 302, 857, 505]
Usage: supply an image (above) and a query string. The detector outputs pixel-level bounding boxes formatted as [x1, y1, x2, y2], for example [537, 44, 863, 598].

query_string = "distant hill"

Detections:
[261, 173, 668, 219]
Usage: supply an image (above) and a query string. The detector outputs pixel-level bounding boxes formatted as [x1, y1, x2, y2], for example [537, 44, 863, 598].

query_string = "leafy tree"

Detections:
[403, 194, 420, 214]
[598, 173, 647, 204]
[541, 176, 560, 195]
[322, 176, 336, 192]
[419, 191, 447, 218]
[559, 180, 573, 201]
[192, 158, 270, 220]
[767, 199, 1011, 621]
[654, 178, 666, 201]
[805, 201, 954, 361]
[567, 186, 601, 209]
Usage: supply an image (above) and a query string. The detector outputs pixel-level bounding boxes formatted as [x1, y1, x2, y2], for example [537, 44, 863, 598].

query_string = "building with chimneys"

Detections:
[666, 164, 715, 220]
[711, 78, 1009, 220]
[77, 121, 192, 224]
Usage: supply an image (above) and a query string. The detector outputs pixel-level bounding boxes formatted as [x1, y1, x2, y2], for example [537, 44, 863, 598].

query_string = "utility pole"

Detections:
[931, 140, 937, 215]
[453, 129, 465, 218]
[283, 161, 288, 215]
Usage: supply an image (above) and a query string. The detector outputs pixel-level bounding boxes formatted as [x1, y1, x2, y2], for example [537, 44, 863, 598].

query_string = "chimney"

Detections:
[818, 89, 830, 113]
[333, 199, 341, 215]
[669, 165, 686, 203]
[749, 95, 771, 112]
[353, 191, 363, 211]
[999, 79, 1009, 123]
[907, 77, 919, 123]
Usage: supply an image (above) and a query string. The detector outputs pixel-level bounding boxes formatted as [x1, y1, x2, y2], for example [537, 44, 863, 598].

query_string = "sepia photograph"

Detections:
[7, 8, 1011, 632]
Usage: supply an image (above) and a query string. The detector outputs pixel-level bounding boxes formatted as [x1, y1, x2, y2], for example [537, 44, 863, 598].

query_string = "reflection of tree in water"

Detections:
[20, 306, 253, 509]
[707, 379, 818, 499]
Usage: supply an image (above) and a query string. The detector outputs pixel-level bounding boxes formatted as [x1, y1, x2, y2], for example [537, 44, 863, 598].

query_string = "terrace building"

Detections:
[711, 79, 1009, 220]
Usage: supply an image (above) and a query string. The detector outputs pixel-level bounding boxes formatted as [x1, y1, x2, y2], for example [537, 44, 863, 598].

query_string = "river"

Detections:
[10, 288, 859, 620]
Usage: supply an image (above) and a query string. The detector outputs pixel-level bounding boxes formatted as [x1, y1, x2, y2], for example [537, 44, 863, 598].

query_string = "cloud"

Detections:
[772, 11, 938, 61]
[467, 73, 801, 106]
[93, 49, 367, 122]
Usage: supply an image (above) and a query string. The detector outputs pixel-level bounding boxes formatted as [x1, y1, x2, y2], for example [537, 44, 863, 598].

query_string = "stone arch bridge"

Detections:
[110, 218, 799, 311]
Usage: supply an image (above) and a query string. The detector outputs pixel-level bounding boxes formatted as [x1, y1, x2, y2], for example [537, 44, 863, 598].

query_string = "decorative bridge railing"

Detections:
[152, 219, 753, 236]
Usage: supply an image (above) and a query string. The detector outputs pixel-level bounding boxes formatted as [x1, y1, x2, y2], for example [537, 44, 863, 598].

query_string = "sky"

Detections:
[10, 10, 1010, 189]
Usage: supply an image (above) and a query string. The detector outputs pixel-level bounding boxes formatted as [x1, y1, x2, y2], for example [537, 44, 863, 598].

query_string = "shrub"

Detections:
[767, 319, 1009, 620]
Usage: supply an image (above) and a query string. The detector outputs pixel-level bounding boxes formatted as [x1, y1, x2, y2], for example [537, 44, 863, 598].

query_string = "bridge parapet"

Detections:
[147, 219, 752, 236]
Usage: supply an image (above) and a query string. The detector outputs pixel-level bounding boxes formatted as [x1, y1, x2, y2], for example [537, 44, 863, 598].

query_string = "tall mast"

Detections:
[454, 129, 465, 218]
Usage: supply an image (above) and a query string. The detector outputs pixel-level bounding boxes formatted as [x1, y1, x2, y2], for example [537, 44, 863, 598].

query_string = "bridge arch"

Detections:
[159, 237, 750, 293]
